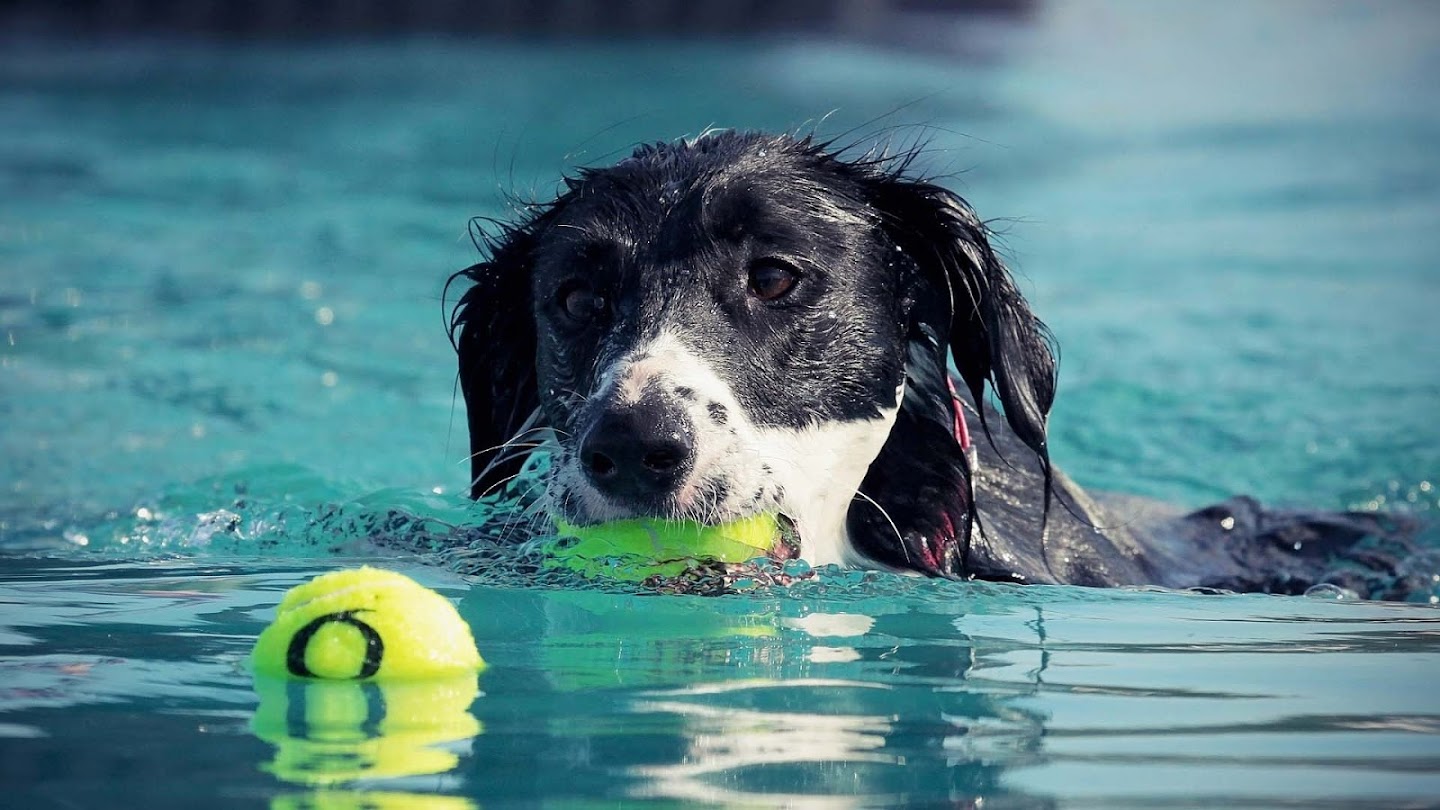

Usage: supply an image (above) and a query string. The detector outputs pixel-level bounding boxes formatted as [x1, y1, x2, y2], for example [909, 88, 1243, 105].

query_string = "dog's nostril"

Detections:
[586, 451, 617, 478]
[642, 447, 681, 472]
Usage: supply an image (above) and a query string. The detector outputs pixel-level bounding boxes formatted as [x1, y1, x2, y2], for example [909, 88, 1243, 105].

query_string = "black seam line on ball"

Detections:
[286, 609, 384, 679]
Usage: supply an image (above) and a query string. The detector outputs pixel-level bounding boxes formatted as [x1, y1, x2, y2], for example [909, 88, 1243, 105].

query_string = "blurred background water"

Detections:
[1, 1, 1439, 807]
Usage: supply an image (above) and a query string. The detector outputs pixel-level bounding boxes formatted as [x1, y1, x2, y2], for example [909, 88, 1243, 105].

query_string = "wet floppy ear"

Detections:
[450, 226, 543, 499]
[870, 176, 1058, 463]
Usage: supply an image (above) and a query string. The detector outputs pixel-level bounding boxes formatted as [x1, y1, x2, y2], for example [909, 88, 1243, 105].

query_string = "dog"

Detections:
[450, 131, 1418, 596]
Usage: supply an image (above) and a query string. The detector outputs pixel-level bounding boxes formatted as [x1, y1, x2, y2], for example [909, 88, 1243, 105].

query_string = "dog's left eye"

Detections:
[747, 259, 800, 302]
[558, 281, 607, 324]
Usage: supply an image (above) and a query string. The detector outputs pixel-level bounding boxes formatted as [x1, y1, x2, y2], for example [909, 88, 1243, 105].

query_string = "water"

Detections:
[3, 0, 1440, 806]
[5, 560, 1440, 808]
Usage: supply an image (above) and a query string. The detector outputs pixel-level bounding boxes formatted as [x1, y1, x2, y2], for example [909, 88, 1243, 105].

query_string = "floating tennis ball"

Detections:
[546, 512, 784, 581]
[252, 567, 484, 681]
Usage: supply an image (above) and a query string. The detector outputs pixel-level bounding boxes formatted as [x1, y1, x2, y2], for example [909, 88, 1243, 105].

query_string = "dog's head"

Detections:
[452, 131, 1055, 573]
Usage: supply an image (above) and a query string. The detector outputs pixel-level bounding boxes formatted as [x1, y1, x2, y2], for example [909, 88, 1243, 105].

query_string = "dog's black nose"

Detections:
[580, 399, 694, 501]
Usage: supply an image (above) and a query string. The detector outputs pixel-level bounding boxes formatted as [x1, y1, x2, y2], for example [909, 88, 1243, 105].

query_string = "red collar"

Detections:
[945, 376, 979, 472]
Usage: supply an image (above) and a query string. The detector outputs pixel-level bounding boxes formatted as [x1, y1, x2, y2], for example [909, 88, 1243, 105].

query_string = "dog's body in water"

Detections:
[451, 131, 1419, 597]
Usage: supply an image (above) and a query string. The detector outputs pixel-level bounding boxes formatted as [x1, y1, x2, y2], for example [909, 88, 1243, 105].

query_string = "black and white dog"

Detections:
[451, 131, 1415, 595]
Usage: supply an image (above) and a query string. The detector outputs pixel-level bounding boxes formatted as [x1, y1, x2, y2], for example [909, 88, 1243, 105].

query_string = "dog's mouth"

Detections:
[546, 440, 785, 529]
[766, 511, 803, 558]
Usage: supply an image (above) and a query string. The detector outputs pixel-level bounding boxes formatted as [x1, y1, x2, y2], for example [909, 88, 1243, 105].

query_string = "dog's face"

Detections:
[527, 142, 910, 561]
[454, 132, 1058, 573]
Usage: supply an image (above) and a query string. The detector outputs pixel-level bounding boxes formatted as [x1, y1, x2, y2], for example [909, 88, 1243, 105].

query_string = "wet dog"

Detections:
[451, 131, 1417, 595]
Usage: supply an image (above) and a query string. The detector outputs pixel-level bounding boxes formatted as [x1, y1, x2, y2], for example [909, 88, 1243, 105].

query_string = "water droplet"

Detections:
[1304, 583, 1357, 600]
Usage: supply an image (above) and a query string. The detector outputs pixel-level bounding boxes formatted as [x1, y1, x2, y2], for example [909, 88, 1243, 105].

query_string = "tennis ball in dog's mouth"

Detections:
[251, 567, 484, 681]
[547, 512, 786, 580]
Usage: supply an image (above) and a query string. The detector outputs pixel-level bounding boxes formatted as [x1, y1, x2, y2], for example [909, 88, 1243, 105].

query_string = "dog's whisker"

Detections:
[485, 444, 553, 474]
[853, 489, 907, 563]
[462, 426, 558, 461]
[493, 481, 551, 547]
[474, 470, 528, 501]
[462, 442, 547, 466]
[506, 500, 552, 547]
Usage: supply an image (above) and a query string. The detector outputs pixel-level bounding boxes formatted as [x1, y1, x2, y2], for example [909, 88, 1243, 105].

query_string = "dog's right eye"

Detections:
[748, 259, 800, 302]
[558, 281, 606, 325]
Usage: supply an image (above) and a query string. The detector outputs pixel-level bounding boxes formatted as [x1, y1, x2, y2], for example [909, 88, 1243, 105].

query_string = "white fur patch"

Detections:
[549, 328, 900, 569]
[752, 402, 899, 568]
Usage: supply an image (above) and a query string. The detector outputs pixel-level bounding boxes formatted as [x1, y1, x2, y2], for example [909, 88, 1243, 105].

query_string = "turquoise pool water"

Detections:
[3, 1, 1440, 806]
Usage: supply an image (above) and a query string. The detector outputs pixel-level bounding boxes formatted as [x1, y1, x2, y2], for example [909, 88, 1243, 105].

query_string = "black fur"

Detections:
[450, 220, 545, 499]
[451, 131, 1420, 594]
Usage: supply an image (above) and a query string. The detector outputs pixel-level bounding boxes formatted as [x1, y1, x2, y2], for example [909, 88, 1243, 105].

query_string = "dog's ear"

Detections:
[869, 176, 1057, 463]
[450, 224, 543, 500]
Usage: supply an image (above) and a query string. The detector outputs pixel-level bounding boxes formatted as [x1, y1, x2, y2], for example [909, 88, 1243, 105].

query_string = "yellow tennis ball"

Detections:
[547, 512, 782, 581]
[252, 567, 484, 681]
